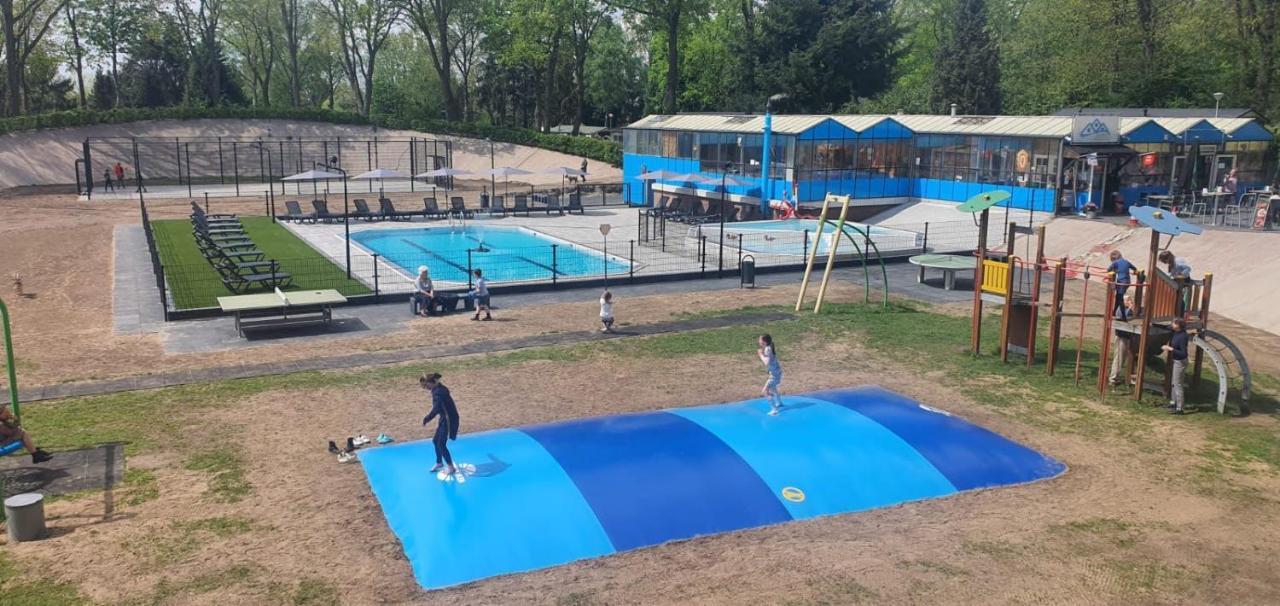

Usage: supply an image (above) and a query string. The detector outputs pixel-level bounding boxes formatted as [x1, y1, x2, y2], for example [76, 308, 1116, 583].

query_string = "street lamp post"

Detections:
[315, 161, 351, 278]
[600, 223, 612, 287]
[720, 162, 733, 274]
[252, 140, 276, 221]
[1213, 92, 1224, 118]
[487, 138, 496, 207]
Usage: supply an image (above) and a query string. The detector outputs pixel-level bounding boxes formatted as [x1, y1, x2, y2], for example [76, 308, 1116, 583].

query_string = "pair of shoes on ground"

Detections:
[470, 315, 493, 321]
[430, 463, 458, 475]
[32, 449, 53, 464]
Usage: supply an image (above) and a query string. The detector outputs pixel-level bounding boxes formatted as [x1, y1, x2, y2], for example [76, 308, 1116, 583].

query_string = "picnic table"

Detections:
[909, 254, 976, 290]
[217, 288, 348, 337]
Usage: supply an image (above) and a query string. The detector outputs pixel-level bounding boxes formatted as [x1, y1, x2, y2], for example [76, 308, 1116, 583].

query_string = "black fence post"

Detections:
[629, 240, 635, 282]
[803, 229, 809, 256]
[467, 249, 474, 289]
[264, 191, 270, 218]
[233, 142, 240, 196]
[551, 244, 558, 287]
[218, 137, 225, 184]
[186, 143, 193, 197]
[372, 253, 381, 302]
[919, 222, 929, 283]
[203, 192, 209, 214]
[700, 235, 707, 274]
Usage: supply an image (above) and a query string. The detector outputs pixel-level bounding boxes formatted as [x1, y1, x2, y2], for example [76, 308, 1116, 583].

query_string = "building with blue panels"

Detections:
[622, 111, 1274, 215]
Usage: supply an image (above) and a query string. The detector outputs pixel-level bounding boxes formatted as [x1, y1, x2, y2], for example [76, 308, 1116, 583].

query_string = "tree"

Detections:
[605, 0, 704, 114]
[226, 0, 279, 106]
[400, 0, 463, 119]
[566, 0, 606, 132]
[63, 0, 87, 108]
[755, 0, 900, 113]
[117, 14, 188, 107]
[323, 0, 400, 115]
[278, 0, 305, 106]
[1, 0, 70, 115]
[81, 0, 145, 108]
[172, 0, 236, 105]
[585, 17, 642, 124]
[448, 0, 485, 120]
[931, 0, 1000, 114]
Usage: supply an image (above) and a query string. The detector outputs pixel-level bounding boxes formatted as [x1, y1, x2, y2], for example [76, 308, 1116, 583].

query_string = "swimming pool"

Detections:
[699, 219, 922, 256]
[351, 226, 629, 283]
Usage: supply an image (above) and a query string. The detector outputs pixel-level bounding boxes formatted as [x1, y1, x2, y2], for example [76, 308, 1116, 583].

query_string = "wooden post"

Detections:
[1025, 226, 1046, 369]
[1133, 229, 1161, 401]
[971, 208, 989, 355]
[1193, 273, 1213, 388]
[1046, 258, 1066, 375]
[1097, 282, 1117, 396]
[999, 256, 1017, 362]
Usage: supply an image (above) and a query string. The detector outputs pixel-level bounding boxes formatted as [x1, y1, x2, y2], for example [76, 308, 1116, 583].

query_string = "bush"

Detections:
[0, 107, 622, 166]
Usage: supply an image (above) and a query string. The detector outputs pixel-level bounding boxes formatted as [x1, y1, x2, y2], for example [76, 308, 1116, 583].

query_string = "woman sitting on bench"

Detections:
[412, 266, 435, 317]
[0, 406, 52, 463]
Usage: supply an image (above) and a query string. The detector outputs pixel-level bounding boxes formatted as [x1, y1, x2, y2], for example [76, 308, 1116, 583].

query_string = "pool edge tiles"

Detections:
[357, 387, 1065, 591]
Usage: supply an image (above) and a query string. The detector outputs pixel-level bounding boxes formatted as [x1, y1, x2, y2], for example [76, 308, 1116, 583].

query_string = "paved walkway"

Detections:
[8, 311, 793, 404]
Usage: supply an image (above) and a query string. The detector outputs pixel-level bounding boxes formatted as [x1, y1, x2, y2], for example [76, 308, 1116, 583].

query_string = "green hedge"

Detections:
[0, 107, 622, 166]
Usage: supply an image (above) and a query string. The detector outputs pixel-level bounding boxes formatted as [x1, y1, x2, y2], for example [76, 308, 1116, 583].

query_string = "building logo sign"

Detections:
[1072, 116, 1121, 144]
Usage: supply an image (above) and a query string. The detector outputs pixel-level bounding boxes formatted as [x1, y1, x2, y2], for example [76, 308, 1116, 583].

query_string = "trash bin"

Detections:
[740, 255, 756, 288]
[4, 493, 46, 542]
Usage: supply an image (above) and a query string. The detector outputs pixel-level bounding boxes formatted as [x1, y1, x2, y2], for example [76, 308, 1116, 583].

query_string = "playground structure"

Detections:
[960, 197, 1252, 414]
[795, 194, 890, 312]
[1, 297, 24, 457]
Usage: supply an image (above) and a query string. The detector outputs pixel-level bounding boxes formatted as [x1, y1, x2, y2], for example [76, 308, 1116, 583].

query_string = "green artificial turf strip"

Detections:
[151, 216, 370, 309]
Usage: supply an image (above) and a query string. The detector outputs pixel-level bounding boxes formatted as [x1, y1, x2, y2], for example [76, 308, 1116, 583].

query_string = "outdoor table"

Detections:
[217, 288, 348, 337]
[1146, 194, 1174, 211]
[1201, 191, 1231, 224]
[909, 254, 976, 290]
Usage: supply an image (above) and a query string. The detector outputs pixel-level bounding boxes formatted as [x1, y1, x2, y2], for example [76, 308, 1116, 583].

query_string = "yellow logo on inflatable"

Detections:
[781, 486, 805, 502]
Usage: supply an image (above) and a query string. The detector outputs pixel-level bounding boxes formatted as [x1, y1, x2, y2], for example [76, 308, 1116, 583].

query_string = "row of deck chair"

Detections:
[189, 203, 292, 293]
[486, 193, 586, 217]
[276, 197, 479, 223]
[647, 195, 723, 225]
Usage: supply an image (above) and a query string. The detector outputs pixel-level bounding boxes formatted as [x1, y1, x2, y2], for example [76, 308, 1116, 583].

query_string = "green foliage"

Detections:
[930, 0, 1000, 114]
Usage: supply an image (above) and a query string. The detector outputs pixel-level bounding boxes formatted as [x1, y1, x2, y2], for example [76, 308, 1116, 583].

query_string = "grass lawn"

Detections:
[151, 216, 371, 309]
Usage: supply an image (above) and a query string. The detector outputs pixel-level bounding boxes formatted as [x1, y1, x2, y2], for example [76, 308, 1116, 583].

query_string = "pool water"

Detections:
[351, 226, 628, 283]
[703, 219, 922, 256]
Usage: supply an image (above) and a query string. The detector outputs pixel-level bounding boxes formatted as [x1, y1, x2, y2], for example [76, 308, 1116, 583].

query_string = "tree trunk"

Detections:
[1, 0, 20, 116]
[67, 6, 87, 109]
[573, 51, 586, 135]
[663, 7, 680, 114]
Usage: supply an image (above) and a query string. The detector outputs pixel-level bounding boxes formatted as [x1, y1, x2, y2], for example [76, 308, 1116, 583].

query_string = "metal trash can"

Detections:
[4, 493, 46, 542]
[740, 255, 756, 288]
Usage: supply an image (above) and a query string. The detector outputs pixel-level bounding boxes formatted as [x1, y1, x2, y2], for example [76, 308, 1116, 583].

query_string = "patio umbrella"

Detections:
[282, 169, 346, 197]
[415, 167, 472, 192]
[352, 168, 410, 197]
[544, 166, 588, 196]
[477, 167, 533, 197]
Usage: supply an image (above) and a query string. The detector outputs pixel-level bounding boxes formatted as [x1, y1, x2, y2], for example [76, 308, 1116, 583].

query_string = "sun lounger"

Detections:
[423, 197, 447, 220]
[195, 231, 255, 251]
[351, 199, 376, 221]
[449, 197, 474, 219]
[312, 200, 343, 223]
[543, 195, 565, 216]
[379, 198, 420, 221]
[279, 200, 317, 223]
[488, 195, 507, 217]
[566, 193, 585, 214]
[191, 201, 237, 219]
[215, 261, 292, 294]
[512, 195, 531, 217]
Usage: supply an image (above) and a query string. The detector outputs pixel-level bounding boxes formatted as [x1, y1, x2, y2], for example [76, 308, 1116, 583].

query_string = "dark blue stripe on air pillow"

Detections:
[521, 411, 792, 551]
[807, 386, 1066, 491]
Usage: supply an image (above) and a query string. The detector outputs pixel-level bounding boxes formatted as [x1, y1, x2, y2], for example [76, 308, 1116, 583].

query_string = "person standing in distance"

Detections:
[758, 334, 784, 416]
[421, 373, 460, 476]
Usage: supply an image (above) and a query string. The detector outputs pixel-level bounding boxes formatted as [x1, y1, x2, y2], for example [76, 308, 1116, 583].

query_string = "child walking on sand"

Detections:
[599, 290, 614, 332]
[758, 334, 784, 415]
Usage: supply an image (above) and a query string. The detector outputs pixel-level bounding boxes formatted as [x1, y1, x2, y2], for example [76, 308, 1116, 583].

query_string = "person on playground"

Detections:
[413, 266, 435, 316]
[1106, 250, 1136, 320]
[113, 162, 125, 184]
[1108, 294, 1139, 386]
[1162, 318, 1192, 415]
[599, 290, 614, 332]
[758, 334, 784, 416]
[1157, 251, 1193, 315]
[471, 269, 492, 321]
[0, 406, 53, 464]
[421, 373, 460, 476]
[103, 169, 114, 192]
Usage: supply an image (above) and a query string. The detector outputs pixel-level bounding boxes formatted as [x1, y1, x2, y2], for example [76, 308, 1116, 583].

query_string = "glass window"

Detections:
[677, 133, 695, 159]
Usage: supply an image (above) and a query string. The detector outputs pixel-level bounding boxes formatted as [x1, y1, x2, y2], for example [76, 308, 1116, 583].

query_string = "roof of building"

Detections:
[1053, 107, 1260, 120]
[548, 124, 607, 135]
[625, 112, 1274, 141]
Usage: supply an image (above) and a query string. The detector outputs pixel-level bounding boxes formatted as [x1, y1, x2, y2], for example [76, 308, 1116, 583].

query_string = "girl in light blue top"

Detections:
[758, 334, 784, 416]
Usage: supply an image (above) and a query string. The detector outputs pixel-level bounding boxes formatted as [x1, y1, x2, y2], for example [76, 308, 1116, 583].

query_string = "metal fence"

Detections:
[138, 199, 170, 318]
[83, 137, 451, 197]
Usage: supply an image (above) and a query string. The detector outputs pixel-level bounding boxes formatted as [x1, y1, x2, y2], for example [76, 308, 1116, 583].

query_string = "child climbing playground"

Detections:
[758, 334, 784, 416]
[0, 405, 52, 463]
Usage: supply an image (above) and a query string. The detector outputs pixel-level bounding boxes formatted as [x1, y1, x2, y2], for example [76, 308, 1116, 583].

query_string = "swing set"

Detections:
[795, 194, 890, 312]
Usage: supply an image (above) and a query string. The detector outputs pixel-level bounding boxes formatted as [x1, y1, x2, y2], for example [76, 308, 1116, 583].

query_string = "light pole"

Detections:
[1213, 92, 1224, 118]
[606, 113, 614, 129]
[251, 140, 276, 220]
[760, 93, 788, 214]
[600, 223, 612, 286]
[719, 162, 734, 274]
[487, 137, 496, 207]
[315, 161, 351, 278]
